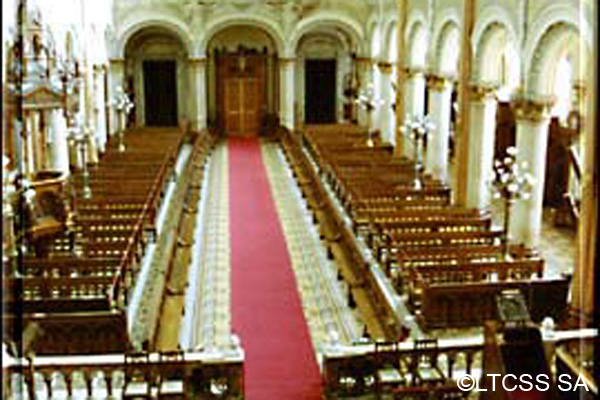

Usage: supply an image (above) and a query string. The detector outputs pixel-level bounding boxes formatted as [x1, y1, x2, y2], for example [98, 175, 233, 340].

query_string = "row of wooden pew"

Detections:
[3, 128, 216, 355]
[288, 124, 570, 330]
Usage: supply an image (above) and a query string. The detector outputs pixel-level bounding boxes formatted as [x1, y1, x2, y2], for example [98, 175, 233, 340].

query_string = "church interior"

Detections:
[2, 0, 597, 399]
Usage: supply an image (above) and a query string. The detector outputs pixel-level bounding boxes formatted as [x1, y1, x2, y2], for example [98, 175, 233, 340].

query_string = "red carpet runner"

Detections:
[229, 138, 322, 399]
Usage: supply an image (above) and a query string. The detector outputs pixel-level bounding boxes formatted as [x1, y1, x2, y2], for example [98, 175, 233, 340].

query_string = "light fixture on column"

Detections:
[68, 120, 92, 199]
[490, 146, 534, 259]
[112, 86, 134, 152]
[355, 83, 383, 147]
[402, 114, 434, 189]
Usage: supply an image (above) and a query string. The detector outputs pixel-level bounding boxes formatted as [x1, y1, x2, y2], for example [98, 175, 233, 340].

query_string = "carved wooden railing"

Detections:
[321, 329, 597, 399]
[564, 145, 582, 222]
[3, 348, 244, 399]
[108, 142, 181, 309]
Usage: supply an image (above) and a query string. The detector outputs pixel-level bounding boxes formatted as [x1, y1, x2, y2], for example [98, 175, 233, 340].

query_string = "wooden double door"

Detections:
[224, 77, 261, 136]
[217, 53, 266, 136]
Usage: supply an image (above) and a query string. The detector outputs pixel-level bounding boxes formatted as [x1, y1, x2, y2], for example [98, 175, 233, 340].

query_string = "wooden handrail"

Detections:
[109, 135, 186, 308]
[568, 145, 582, 181]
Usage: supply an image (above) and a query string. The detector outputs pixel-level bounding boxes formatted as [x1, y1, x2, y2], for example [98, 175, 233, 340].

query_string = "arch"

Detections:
[472, 4, 520, 85]
[114, 13, 193, 58]
[198, 13, 285, 57]
[432, 19, 460, 76]
[288, 12, 364, 57]
[382, 19, 398, 63]
[524, 3, 592, 95]
[526, 22, 587, 96]
[472, 4, 519, 59]
[473, 22, 520, 85]
[406, 20, 427, 68]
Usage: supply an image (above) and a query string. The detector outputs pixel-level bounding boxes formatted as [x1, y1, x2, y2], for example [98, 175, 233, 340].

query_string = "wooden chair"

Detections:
[374, 341, 406, 397]
[409, 339, 445, 387]
[123, 351, 153, 399]
[156, 350, 186, 399]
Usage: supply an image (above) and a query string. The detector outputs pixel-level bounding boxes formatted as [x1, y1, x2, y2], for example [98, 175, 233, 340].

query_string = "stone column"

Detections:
[279, 58, 295, 130]
[356, 57, 373, 128]
[403, 68, 426, 158]
[571, 54, 596, 327]
[394, 0, 409, 157]
[425, 75, 453, 181]
[49, 109, 70, 174]
[465, 84, 498, 209]
[94, 65, 108, 152]
[454, 0, 476, 206]
[24, 115, 35, 175]
[108, 58, 125, 136]
[190, 58, 208, 131]
[377, 62, 394, 144]
[508, 97, 553, 248]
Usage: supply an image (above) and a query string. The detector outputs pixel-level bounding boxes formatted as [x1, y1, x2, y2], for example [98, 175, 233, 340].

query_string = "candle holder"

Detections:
[112, 86, 134, 152]
[402, 114, 434, 189]
[68, 121, 92, 199]
[490, 146, 534, 259]
[355, 83, 384, 147]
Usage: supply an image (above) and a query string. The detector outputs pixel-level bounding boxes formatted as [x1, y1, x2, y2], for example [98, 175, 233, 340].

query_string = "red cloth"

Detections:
[229, 138, 322, 399]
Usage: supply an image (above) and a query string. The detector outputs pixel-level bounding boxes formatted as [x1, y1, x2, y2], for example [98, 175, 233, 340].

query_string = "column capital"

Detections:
[189, 57, 207, 65]
[511, 93, 554, 123]
[356, 57, 373, 66]
[279, 57, 296, 65]
[108, 58, 125, 65]
[376, 61, 393, 75]
[426, 74, 453, 92]
[468, 83, 498, 102]
[404, 66, 426, 79]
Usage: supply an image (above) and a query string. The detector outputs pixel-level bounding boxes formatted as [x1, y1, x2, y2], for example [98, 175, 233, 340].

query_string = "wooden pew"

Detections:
[419, 276, 572, 328]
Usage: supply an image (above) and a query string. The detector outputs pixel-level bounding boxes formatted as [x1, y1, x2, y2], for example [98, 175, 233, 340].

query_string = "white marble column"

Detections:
[108, 58, 125, 136]
[190, 58, 208, 131]
[508, 97, 553, 248]
[24, 115, 35, 175]
[404, 68, 426, 157]
[425, 75, 453, 182]
[94, 65, 108, 152]
[279, 58, 295, 130]
[376, 62, 393, 144]
[49, 109, 70, 174]
[356, 57, 373, 128]
[465, 84, 498, 209]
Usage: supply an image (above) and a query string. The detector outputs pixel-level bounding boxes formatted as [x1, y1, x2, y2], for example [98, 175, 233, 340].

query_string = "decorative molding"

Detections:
[356, 57, 372, 65]
[109, 58, 125, 65]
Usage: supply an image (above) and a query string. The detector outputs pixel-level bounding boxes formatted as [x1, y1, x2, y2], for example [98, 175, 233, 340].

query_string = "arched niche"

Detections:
[295, 25, 354, 125]
[124, 26, 190, 127]
[206, 24, 279, 135]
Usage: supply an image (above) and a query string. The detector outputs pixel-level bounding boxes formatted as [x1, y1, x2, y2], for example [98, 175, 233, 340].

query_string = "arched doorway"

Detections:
[206, 25, 279, 136]
[124, 26, 191, 127]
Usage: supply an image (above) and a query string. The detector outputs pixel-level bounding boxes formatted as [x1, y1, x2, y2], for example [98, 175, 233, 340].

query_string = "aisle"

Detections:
[229, 137, 322, 399]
